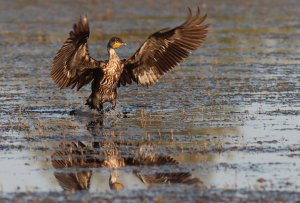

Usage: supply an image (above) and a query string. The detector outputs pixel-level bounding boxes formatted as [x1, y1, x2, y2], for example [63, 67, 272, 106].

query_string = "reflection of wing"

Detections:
[51, 16, 104, 90]
[136, 172, 200, 184]
[54, 171, 92, 192]
[119, 7, 208, 87]
[52, 149, 92, 192]
[51, 142, 95, 192]
[132, 152, 179, 166]
[128, 149, 204, 186]
[52, 140, 126, 192]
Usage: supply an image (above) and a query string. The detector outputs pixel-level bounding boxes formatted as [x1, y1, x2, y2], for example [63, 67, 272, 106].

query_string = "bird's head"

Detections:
[109, 171, 120, 183]
[108, 37, 126, 49]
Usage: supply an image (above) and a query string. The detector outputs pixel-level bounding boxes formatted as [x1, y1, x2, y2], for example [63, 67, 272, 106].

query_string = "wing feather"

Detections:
[51, 16, 104, 90]
[119, 7, 208, 87]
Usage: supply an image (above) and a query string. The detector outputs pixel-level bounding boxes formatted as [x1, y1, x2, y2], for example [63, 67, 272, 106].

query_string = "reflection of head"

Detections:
[109, 171, 124, 191]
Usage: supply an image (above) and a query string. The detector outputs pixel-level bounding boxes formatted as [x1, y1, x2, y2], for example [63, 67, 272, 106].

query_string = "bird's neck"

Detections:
[109, 171, 119, 185]
[108, 48, 120, 61]
[109, 175, 117, 185]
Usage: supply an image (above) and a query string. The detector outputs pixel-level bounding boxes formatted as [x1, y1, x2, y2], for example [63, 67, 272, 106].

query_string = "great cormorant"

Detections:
[51, 7, 208, 112]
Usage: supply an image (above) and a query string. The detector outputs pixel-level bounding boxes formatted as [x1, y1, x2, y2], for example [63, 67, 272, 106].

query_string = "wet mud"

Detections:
[1, 0, 300, 202]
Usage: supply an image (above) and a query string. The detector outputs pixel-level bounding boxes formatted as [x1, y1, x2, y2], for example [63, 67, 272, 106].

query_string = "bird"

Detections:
[51, 7, 208, 112]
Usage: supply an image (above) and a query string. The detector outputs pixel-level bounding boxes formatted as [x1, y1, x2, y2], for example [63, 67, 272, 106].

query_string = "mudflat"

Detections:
[0, 0, 300, 202]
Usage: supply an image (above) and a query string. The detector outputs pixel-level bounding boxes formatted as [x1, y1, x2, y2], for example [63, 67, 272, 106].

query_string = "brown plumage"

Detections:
[51, 7, 208, 112]
[129, 147, 204, 185]
[51, 141, 205, 192]
[51, 142, 95, 192]
[109, 171, 124, 191]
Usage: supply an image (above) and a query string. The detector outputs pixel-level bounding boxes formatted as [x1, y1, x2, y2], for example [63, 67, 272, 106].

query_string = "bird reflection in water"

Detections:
[128, 147, 201, 185]
[51, 117, 206, 192]
[109, 171, 124, 191]
[51, 141, 99, 192]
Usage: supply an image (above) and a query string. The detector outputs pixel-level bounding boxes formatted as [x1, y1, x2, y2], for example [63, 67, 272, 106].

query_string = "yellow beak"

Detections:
[112, 41, 126, 49]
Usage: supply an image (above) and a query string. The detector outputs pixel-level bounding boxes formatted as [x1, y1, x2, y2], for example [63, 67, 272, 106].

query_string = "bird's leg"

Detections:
[85, 95, 96, 109]
[111, 99, 116, 110]
[111, 90, 117, 111]
[97, 104, 103, 113]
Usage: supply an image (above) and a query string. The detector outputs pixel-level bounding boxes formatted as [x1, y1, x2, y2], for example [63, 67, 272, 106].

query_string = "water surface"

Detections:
[0, 0, 300, 202]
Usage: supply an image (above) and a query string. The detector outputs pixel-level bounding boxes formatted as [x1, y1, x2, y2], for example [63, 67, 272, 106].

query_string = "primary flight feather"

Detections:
[51, 7, 208, 112]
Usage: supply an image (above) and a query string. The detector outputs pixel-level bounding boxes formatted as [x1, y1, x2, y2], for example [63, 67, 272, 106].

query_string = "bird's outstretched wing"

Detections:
[51, 16, 104, 90]
[131, 152, 203, 185]
[119, 7, 208, 87]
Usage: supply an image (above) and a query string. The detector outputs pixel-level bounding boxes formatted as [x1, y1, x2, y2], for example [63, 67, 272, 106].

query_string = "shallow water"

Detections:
[1, 0, 300, 202]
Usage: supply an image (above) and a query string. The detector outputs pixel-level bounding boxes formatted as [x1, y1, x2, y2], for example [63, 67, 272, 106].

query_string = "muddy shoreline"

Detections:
[3, 189, 300, 203]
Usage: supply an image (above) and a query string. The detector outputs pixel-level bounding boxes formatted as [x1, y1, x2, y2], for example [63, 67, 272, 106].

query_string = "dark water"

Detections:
[1, 0, 300, 202]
